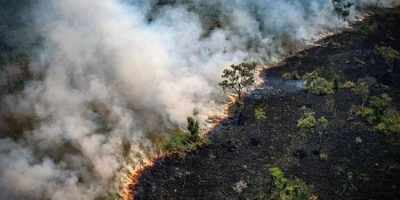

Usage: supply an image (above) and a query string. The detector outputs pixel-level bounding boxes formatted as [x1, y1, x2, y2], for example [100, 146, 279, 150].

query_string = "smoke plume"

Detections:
[0, 0, 398, 199]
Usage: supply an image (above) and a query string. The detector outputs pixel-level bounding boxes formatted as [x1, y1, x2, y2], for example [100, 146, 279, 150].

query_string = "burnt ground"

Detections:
[133, 7, 400, 200]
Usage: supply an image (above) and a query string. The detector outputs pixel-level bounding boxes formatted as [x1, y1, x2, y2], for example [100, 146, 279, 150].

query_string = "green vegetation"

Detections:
[187, 116, 200, 136]
[355, 93, 400, 134]
[375, 45, 400, 72]
[255, 107, 266, 134]
[369, 94, 391, 122]
[340, 80, 356, 89]
[282, 71, 300, 80]
[353, 78, 375, 107]
[375, 115, 400, 134]
[269, 167, 316, 200]
[297, 107, 328, 150]
[303, 71, 334, 95]
[162, 117, 206, 152]
[297, 108, 318, 130]
[219, 62, 257, 102]
[162, 129, 201, 152]
[356, 106, 375, 123]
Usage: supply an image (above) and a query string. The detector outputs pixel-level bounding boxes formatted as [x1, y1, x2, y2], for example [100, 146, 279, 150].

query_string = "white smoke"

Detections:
[0, 0, 398, 199]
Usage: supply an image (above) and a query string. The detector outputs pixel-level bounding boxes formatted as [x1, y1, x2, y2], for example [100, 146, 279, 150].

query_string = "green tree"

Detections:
[353, 78, 371, 107]
[219, 62, 257, 102]
[255, 107, 266, 134]
[297, 107, 318, 150]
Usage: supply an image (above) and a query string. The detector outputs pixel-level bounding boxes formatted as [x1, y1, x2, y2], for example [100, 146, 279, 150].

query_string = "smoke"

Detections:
[0, 0, 398, 199]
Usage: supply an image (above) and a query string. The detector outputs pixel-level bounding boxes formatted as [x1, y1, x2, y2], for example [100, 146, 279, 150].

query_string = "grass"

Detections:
[161, 129, 208, 153]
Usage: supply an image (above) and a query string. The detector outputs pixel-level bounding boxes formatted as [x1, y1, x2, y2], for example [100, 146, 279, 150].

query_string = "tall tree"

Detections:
[255, 107, 266, 135]
[219, 62, 257, 102]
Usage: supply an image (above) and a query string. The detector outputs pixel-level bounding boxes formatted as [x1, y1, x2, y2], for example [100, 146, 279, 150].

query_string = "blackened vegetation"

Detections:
[134, 7, 400, 200]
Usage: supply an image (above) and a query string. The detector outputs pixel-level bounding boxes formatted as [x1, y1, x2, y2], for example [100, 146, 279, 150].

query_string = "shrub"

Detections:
[353, 78, 373, 107]
[355, 93, 399, 134]
[340, 80, 355, 89]
[269, 167, 313, 200]
[282, 71, 301, 80]
[375, 45, 400, 66]
[303, 71, 320, 86]
[369, 94, 391, 122]
[375, 115, 400, 134]
[297, 113, 318, 129]
[302, 71, 334, 95]
[308, 77, 334, 95]
[356, 106, 375, 123]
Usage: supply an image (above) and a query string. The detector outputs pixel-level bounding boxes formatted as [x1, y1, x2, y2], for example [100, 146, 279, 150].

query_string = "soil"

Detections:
[133, 7, 400, 200]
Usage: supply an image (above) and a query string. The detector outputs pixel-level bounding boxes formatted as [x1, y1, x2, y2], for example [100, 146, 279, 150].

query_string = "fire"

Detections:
[120, 156, 157, 200]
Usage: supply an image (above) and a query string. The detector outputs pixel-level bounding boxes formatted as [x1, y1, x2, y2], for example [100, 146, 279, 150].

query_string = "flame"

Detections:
[120, 156, 156, 200]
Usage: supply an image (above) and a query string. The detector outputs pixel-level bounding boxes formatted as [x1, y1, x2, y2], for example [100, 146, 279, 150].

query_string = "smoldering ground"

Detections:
[0, 0, 398, 199]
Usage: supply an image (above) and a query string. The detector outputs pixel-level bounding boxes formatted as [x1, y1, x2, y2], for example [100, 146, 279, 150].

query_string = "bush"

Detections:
[355, 93, 399, 134]
[302, 71, 320, 86]
[269, 167, 314, 200]
[369, 94, 391, 122]
[297, 113, 317, 129]
[282, 71, 301, 80]
[308, 77, 334, 95]
[353, 78, 374, 107]
[356, 106, 374, 123]
[340, 80, 355, 89]
[375, 115, 400, 134]
[302, 71, 334, 95]
[375, 45, 400, 66]
[162, 129, 202, 152]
